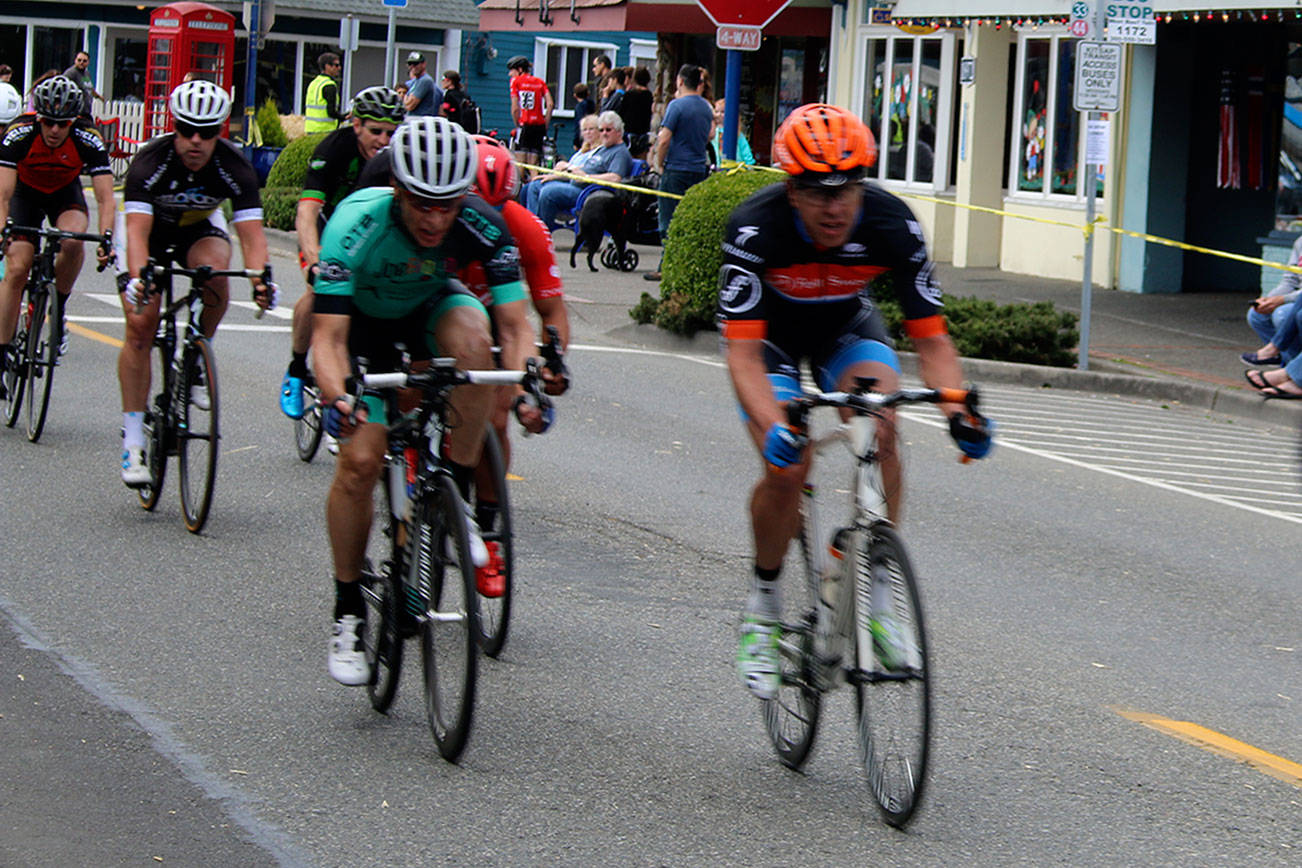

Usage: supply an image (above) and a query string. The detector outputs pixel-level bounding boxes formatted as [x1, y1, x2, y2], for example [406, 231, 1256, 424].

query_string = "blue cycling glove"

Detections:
[949, 412, 995, 460]
[323, 401, 352, 438]
[762, 423, 805, 468]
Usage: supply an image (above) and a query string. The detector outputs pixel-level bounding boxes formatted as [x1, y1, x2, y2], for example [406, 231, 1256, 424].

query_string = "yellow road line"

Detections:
[1112, 707, 1302, 788]
[68, 321, 122, 348]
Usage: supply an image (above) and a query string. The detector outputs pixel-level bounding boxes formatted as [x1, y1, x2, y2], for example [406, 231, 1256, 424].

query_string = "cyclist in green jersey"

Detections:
[311, 117, 538, 685]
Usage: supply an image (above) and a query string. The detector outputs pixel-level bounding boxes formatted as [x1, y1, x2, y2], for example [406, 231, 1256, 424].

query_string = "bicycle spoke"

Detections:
[178, 339, 219, 533]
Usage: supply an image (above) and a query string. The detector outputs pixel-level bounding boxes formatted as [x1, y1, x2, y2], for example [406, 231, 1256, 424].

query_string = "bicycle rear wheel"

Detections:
[852, 523, 930, 828]
[294, 381, 323, 462]
[3, 316, 28, 428]
[474, 427, 513, 657]
[136, 343, 170, 510]
[762, 516, 823, 769]
[178, 338, 219, 533]
[23, 286, 56, 442]
[418, 473, 479, 762]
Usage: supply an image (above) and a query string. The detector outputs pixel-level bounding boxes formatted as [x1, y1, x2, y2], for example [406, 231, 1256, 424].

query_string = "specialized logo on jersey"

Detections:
[310, 158, 327, 170]
[718, 265, 761, 314]
[733, 225, 759, 246]
[841, 242, 866, 255]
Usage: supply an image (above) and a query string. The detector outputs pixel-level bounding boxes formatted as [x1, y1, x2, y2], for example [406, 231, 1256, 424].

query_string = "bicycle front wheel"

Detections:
[852, 523, 930, 828]
[294, 382, 323, 462]
[178, 338, 219, 533]
[3, 319, 27, 429]
[418, 473, 479, 762]
[136, 342, 171, 511]
[23, 286, 56, 442]
[475, 427, 513, 657]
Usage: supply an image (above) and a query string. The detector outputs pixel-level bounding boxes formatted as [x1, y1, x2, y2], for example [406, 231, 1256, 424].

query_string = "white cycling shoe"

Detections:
[328, 615, 370, 686]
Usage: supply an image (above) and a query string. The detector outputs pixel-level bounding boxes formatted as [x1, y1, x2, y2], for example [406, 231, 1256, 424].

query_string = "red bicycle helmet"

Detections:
[773, 103, 877, 187]
[472, 134, 518, 207]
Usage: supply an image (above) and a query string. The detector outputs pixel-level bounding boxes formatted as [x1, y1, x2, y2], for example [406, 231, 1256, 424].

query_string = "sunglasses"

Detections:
[39, 118, 72, 129]
[363, 126, 394, 138]
[403, 191, 461, 214]
[175, 121, 221, 140]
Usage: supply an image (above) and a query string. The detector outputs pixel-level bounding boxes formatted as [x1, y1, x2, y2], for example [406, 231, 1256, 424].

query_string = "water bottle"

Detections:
[387, 456, 407, 520]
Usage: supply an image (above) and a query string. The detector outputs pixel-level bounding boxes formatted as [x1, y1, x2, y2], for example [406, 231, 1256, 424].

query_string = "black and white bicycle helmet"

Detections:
[350, 85, 405, 124]
[33, 75, 83, 121]
[169, 79, 231, 126]
[390, 116, 478, 199]
[0, 82, 22, 125]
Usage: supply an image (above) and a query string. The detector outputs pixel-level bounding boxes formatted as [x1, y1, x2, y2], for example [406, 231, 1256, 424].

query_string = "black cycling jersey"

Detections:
[717, 181, 945, 350]
[300, 126, 367, 220]
[353, 146, 393, 190]
[122, 135, 262, 229]
[0, 117, 110, 193]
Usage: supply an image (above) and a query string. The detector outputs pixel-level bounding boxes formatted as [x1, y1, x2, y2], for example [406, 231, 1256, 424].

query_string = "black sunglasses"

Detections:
[39, 118, 72, 129]
[175, 121, 221, 140]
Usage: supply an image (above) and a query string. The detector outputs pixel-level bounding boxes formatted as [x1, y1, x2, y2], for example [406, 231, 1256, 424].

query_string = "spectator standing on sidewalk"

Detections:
[571, 82, 596, 150]
[646, 64, 713, 282]
[621, 67, 654, 143]
[304, 53, 343, 133]
[63, 52, 101, 121]
[404, 52, 442, 117]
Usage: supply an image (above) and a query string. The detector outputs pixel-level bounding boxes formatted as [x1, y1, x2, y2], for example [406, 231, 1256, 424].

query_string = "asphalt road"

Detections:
[1, 248, 1298, 866]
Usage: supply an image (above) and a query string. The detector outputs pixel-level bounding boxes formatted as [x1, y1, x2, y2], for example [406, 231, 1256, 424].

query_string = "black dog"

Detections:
[570, 189, 626, 272]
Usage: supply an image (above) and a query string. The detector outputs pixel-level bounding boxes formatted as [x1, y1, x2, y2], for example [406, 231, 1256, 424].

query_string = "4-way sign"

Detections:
[696, 0, 793, 51]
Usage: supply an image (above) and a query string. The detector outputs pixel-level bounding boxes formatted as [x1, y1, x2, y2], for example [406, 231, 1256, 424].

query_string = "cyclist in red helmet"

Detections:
[721, 103, 993, 700]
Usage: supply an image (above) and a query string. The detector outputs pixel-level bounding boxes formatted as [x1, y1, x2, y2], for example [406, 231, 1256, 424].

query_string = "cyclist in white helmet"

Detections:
[115, 79, 279, 487]
[311, 115, 542, 686]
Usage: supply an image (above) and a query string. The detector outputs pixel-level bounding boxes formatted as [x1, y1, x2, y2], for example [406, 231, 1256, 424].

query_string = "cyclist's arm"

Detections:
[310, 311, 361, 426]
[726, 336, 784, 437]
[231, 217, 270, 276]
[0, 165, 14, 232]
[295, 197, 325, 272]
[909, 328, 965, 418]
[533, 294, 569, 350]
[543, 88, 554, 125]
[494, 295, 539, 404]
[123, 210, 152, 282]
[90, 173, 115, 236]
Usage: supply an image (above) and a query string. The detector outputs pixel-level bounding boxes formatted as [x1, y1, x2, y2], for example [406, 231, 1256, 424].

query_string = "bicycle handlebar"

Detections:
[786, 379, 981, 429]
[138, 259, 273, 316]
[2, 222, 114, 270]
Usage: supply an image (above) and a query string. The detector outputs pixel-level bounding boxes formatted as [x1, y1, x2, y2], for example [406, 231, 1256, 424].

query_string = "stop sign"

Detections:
[695, 0, 794, 28]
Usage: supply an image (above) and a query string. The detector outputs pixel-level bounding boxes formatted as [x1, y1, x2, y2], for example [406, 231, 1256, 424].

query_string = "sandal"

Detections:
[1261, 386, 1302, 400]
[1244, 369, 1272, 390]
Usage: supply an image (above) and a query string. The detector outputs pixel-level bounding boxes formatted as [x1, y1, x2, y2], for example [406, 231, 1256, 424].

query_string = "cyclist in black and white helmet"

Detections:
[113, 80, 279, 488]
[278, 84, 406, 421]
[309, 113, 547, 687]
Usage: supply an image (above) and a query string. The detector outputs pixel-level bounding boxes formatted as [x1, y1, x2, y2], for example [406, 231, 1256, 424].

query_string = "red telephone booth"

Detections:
[144, 2, 236, 139]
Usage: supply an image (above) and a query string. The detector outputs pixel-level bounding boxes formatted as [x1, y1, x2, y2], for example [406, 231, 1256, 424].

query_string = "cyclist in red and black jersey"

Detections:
[507, 56, 553, 182]
[0, 75, 114, 385]
[720, 104, 994, 700]
[115, 80, 277, 487]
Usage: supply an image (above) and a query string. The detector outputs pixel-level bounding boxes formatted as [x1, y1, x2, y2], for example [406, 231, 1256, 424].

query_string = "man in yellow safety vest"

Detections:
[305, 53, 343, 133]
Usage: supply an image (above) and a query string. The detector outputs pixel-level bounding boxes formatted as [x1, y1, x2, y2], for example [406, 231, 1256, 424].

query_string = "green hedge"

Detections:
[265, 132, 327, 190]
[262, 186, 299, 232]
[631, 170, 1080, 367]
[631, 167, 778, 334]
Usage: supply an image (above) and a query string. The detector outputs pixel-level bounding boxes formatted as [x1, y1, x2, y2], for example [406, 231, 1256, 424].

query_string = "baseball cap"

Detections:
[406, 52, 424, 64]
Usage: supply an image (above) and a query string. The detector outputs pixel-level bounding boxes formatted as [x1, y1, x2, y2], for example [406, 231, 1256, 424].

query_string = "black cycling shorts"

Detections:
[516, 124, 547, 153]
[8, 181, 87, 243]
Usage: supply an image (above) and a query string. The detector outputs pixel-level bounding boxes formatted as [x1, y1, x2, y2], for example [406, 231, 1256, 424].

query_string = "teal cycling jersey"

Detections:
[314, 186, 526, 319]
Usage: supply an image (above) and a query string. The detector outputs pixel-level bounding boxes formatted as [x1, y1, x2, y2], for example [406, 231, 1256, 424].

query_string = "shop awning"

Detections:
[477, 0, 831, 37]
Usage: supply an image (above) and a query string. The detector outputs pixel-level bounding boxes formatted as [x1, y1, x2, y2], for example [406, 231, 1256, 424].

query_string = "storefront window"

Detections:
[862, 30, 953, 188]
[1279, 42, 1302, 225]
[1014, 30, 1103, 200]
[112, 37, 148, 103]
[540, 39, 617, 116]
[886, 40, 913, 180]
[33, 27, 81, 83]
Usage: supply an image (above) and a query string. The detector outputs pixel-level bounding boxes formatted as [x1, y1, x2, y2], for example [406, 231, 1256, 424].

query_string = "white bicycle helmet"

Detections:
[0, 82, 21, 125]
[390, 116, 478, 199]
[169, 79, 232, 126]
[351, 85, 405, 124]
[33, 75, 83, 121]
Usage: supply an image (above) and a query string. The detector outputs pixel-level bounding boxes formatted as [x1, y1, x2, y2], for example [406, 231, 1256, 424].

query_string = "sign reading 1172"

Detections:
[1106, 0, 1155, 44]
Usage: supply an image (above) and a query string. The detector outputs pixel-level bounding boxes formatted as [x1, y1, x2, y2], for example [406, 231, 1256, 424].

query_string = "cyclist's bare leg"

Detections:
[836, 360, 902, 523]
[745, 415, 811, 571]
[51, 208, 88, 297]
[0, 239, 34, 344]
[513, 148, 541, 185]
[326, 420, 389, 584]
[290, 289, 313, 355]
[117, 293, 164, 413]
[185, 235, 232, 338]
[433, 305, 495, 468]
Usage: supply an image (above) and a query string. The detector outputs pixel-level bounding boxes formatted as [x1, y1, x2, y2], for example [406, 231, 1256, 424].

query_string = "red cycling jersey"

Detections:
[0, 118, 111, 194]
[461, 199, 562, 307]
[510, 74, 550, 127]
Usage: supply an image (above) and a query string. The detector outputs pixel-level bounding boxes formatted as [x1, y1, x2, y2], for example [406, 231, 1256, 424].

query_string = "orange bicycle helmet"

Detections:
[472, 134, 518, 207]
[773, 103, 877, 187]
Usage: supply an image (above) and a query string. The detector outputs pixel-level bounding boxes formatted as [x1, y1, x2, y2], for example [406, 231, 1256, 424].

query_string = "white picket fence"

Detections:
[102, 99, 146, 144]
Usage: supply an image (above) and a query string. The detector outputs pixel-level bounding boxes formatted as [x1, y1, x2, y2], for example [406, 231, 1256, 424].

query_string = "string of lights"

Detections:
[886, 10, 1302, 29]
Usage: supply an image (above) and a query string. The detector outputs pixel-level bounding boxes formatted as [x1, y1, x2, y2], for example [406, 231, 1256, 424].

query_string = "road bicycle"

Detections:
[758, 377, 981, 828]
[132, 257, 272, 534]
[357, 355, 553, 762]
[293, 372, 325, 462]
[1, 223, 110, 442]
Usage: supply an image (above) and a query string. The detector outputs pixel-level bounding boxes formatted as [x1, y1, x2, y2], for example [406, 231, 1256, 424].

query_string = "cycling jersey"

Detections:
[300, 126, 367, 222]
[122, 135, 262, 229]
[460, 200, 561, 306]
[510, 74, 550, 127]
[314, 186, 526, 321]
[717, 181, 945, 349]
[0, 117, 110, 193]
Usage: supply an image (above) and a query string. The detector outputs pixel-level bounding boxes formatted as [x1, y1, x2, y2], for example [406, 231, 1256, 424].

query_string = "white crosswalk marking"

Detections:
[78, 293, 290, 332]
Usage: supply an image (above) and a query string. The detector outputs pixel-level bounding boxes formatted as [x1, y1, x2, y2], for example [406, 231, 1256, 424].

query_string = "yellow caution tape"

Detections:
[514, 162, 683, 200]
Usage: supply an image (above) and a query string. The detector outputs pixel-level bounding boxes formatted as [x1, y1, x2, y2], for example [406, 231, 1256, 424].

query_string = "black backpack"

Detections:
[458, 96, 480, 135]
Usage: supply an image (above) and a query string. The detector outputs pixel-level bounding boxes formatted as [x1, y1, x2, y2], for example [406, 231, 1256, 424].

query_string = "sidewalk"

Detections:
[265, 229, 1300, 428]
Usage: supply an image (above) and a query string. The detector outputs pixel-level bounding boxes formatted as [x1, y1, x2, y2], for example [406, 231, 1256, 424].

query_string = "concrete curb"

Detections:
[608, 324, 1300, 428]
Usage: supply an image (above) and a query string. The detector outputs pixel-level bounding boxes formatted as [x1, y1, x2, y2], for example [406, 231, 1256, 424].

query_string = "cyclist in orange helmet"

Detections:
[722, 103, 993, 699]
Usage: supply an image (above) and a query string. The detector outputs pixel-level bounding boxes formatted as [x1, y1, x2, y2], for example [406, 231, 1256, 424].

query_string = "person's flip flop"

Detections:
[1244, 369, 1272, 390]
[1260, 386, 1302, 400]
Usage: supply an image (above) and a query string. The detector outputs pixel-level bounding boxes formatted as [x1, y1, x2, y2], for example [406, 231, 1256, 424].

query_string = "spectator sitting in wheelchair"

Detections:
[527, 110, 631, 233]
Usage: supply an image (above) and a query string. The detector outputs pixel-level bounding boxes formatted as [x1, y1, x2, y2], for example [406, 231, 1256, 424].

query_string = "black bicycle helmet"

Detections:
[506, 55, 531, 72]
[351, 85, 405, 124]
[33, 75, 83, 121]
